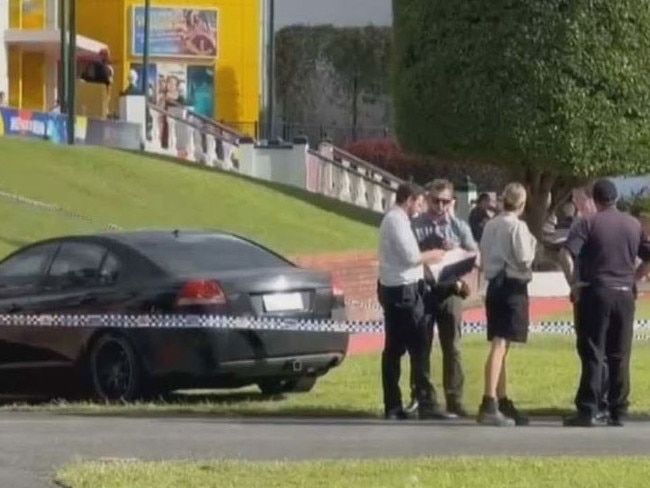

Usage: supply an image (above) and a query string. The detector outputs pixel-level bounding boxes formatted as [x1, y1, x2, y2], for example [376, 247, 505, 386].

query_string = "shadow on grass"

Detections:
[122, 150, 383, 230]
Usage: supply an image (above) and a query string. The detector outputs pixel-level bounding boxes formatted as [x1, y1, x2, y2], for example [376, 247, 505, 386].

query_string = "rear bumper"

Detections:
[134, 328, 349, 384]
[217, 352, 345, 377]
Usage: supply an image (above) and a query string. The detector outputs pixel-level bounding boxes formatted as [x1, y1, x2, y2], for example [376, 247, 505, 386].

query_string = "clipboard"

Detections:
[427, 250, 478, 283]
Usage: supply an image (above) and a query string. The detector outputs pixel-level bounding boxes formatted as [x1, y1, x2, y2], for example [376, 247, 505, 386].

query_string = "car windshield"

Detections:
[132, 233, 292, 275]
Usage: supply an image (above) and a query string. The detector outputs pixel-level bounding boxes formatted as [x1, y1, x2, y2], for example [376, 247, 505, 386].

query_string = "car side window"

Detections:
[99, 253, 121, 286]
[46, 243, 111, 291]
[0, 243, 58, 290]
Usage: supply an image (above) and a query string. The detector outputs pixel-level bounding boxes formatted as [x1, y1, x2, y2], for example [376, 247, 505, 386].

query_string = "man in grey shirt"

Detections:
[378, 183, 445, 420]
[409, 179, 477, 417]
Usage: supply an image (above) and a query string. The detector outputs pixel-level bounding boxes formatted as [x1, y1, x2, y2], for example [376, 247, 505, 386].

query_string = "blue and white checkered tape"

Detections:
[1, 314, 650, 340]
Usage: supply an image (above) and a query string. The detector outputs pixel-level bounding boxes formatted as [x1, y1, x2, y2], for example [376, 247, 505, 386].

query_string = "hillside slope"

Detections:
[0, 138, 380, 258]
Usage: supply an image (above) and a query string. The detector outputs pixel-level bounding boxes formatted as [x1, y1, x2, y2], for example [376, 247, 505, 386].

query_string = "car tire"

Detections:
[88, 333, 142, 403]
[257, 375, 318, 395]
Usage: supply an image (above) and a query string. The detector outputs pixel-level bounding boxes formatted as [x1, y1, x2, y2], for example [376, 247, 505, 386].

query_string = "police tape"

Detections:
[2, 314, 650, 340]
[0, 188, 122, 231]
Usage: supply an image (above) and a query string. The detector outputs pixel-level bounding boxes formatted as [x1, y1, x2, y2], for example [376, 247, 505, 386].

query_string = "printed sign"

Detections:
[131, 6, 218, 58]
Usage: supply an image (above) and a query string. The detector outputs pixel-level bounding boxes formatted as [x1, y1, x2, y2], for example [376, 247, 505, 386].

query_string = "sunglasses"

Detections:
[432, 197, 453, 205]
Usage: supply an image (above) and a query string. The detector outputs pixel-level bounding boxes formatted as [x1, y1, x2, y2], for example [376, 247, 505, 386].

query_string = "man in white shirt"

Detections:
[378, 183, 446, 420]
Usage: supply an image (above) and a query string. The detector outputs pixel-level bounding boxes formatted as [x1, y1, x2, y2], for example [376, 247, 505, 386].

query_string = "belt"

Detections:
[586, 284, 632, 292]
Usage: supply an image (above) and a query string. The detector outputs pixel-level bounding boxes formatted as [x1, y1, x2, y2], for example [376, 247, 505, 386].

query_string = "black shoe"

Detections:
[404, 399, 419, 415]
[418, 405, 457, 420]
[608, 412, 626, 427]
[595, 410, 610, 423]
[477, 397, 515, 427]
[563, 413, 606, 427]
[447, 401, 469, 418]
[384, 407, 408, 420]
[499, 398, 530, 426]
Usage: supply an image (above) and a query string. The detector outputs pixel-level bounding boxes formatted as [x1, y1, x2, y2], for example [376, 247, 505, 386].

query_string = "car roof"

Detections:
[95, 229, 240, 246]
[7, 229, 245, 254]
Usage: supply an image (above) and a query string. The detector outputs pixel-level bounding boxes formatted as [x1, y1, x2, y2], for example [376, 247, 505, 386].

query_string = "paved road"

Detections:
[5, 413, 650, 487]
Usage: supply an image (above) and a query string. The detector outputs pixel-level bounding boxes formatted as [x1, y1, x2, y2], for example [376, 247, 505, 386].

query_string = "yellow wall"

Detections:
[76, 0, 261, 128]
[9, 0, 46, 28]
[20, 52, 45, 110]
[7, 47, 22, 108]
[7, 0, 47, 110]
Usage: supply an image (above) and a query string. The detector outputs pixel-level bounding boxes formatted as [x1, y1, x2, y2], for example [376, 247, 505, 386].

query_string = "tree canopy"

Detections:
[275, 25, 392, 140]
[393, 0, 650, 232]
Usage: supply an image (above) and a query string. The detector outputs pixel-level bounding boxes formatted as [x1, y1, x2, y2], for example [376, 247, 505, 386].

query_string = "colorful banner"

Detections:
[0, 107, 88, 144]
[131, 6, 218, 58]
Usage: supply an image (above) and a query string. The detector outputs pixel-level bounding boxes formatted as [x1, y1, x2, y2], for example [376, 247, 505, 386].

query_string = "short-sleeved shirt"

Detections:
[411, 212, 477, 253]
[480, 212, 537, 282]
[563, 208, 650, 289]
[378, 206, 423, 287]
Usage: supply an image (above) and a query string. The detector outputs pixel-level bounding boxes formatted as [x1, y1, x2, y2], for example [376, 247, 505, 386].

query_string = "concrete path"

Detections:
[4, 413, 650, 487]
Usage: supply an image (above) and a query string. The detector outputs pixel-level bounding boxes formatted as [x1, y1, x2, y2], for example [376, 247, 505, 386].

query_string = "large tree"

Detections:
[393, 0, 650, 236]
[275, 25, 393, 142]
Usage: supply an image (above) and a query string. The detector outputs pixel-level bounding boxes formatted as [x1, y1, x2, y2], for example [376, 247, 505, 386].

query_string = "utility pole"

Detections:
[58, 0, 68, 114]
[142, 0, 151, 95]
[266, 0, 275, 140]
[65, 0, 77, 145]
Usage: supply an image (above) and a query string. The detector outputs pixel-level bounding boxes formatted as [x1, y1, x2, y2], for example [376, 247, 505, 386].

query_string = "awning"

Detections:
[3, 29, 108, 58]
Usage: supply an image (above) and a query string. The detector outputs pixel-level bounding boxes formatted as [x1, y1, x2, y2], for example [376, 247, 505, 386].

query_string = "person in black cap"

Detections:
[560, 178, 650, 427]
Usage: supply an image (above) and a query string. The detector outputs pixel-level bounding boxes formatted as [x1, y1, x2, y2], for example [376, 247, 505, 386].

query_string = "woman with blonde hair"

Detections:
[478, 182, 537, 426]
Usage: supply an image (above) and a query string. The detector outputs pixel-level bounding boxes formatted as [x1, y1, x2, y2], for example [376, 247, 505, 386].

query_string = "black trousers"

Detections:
[378, 282, 436, 412]
[574, 286, 635, 417]
[573, 302, 609, 412]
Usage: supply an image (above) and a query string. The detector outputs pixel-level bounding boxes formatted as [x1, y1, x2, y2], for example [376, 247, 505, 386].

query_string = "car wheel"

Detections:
[89, 334, 141, 403]
[257, 375, 318, 395]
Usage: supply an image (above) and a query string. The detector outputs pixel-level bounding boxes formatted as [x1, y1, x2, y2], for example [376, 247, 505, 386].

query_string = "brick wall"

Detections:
[292, 251, 481, 322]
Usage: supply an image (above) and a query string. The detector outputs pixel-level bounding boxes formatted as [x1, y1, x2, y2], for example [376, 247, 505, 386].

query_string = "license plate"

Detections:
[263, 292, 304, 312]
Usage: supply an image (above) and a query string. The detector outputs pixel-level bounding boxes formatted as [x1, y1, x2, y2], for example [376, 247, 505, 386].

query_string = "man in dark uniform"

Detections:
[560, 179, 650, 427]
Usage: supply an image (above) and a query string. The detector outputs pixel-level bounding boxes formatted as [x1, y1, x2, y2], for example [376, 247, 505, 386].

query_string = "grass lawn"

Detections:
[7, 335, 650, 418]
[55, 457, 650, 488]
[0, 138, 380, 257]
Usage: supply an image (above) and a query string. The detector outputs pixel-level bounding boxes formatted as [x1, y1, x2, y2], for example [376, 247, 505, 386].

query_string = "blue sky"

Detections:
[275, 0, 392, 29]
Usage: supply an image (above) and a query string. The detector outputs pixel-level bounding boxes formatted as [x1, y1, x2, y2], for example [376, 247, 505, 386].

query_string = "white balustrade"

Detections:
[141, 105, 398, 214]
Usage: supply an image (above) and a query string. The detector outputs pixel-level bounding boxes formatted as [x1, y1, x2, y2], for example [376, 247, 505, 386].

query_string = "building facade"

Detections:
[0, 0, 264, 131]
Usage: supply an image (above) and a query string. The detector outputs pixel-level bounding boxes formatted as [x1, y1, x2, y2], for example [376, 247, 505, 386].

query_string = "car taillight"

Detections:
[331, 274, 344, 297]
[176, 280, 227, 307]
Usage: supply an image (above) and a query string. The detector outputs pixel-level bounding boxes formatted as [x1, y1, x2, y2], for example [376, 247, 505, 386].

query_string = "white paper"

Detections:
[427, 249, 477, 282]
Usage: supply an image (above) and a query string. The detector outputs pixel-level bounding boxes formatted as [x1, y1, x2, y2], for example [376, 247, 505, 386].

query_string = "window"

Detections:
[46, 243, 110, 290]
[132, 234, 291, 275]
[99, 253, 121, 286]
[0, 243, 58, 289]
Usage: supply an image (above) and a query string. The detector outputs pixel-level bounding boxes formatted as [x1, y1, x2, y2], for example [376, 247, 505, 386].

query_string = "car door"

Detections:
[22, 241, 130, 365]
[0, 242, 59, 368]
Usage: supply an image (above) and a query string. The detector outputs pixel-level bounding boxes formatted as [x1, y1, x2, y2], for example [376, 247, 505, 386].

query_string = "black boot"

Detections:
[499, 397, 530, 426]
[477, 396, 515, 427]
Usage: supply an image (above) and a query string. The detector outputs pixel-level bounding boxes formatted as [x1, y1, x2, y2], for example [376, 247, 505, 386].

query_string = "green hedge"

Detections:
[392, 0, 650, 179]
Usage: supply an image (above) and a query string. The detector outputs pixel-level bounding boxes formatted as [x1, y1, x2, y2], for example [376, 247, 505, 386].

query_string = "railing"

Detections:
[146, 104, 240, 171]
[306, 150, 396, 212]
[142, 104, 398, 214]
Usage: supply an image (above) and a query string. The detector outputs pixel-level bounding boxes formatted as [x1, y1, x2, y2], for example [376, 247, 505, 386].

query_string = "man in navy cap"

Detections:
[560, 178, 650, 427]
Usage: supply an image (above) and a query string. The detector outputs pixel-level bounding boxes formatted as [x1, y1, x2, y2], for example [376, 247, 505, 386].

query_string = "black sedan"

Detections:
[0, 230, 349, 401]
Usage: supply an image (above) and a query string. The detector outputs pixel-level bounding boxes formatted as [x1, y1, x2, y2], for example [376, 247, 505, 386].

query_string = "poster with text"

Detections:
[186, 66, 215, 119]
[131, 6, 218, 58]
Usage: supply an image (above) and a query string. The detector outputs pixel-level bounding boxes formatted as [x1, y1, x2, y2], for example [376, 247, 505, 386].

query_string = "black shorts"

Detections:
[485, 274, 530, 343]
